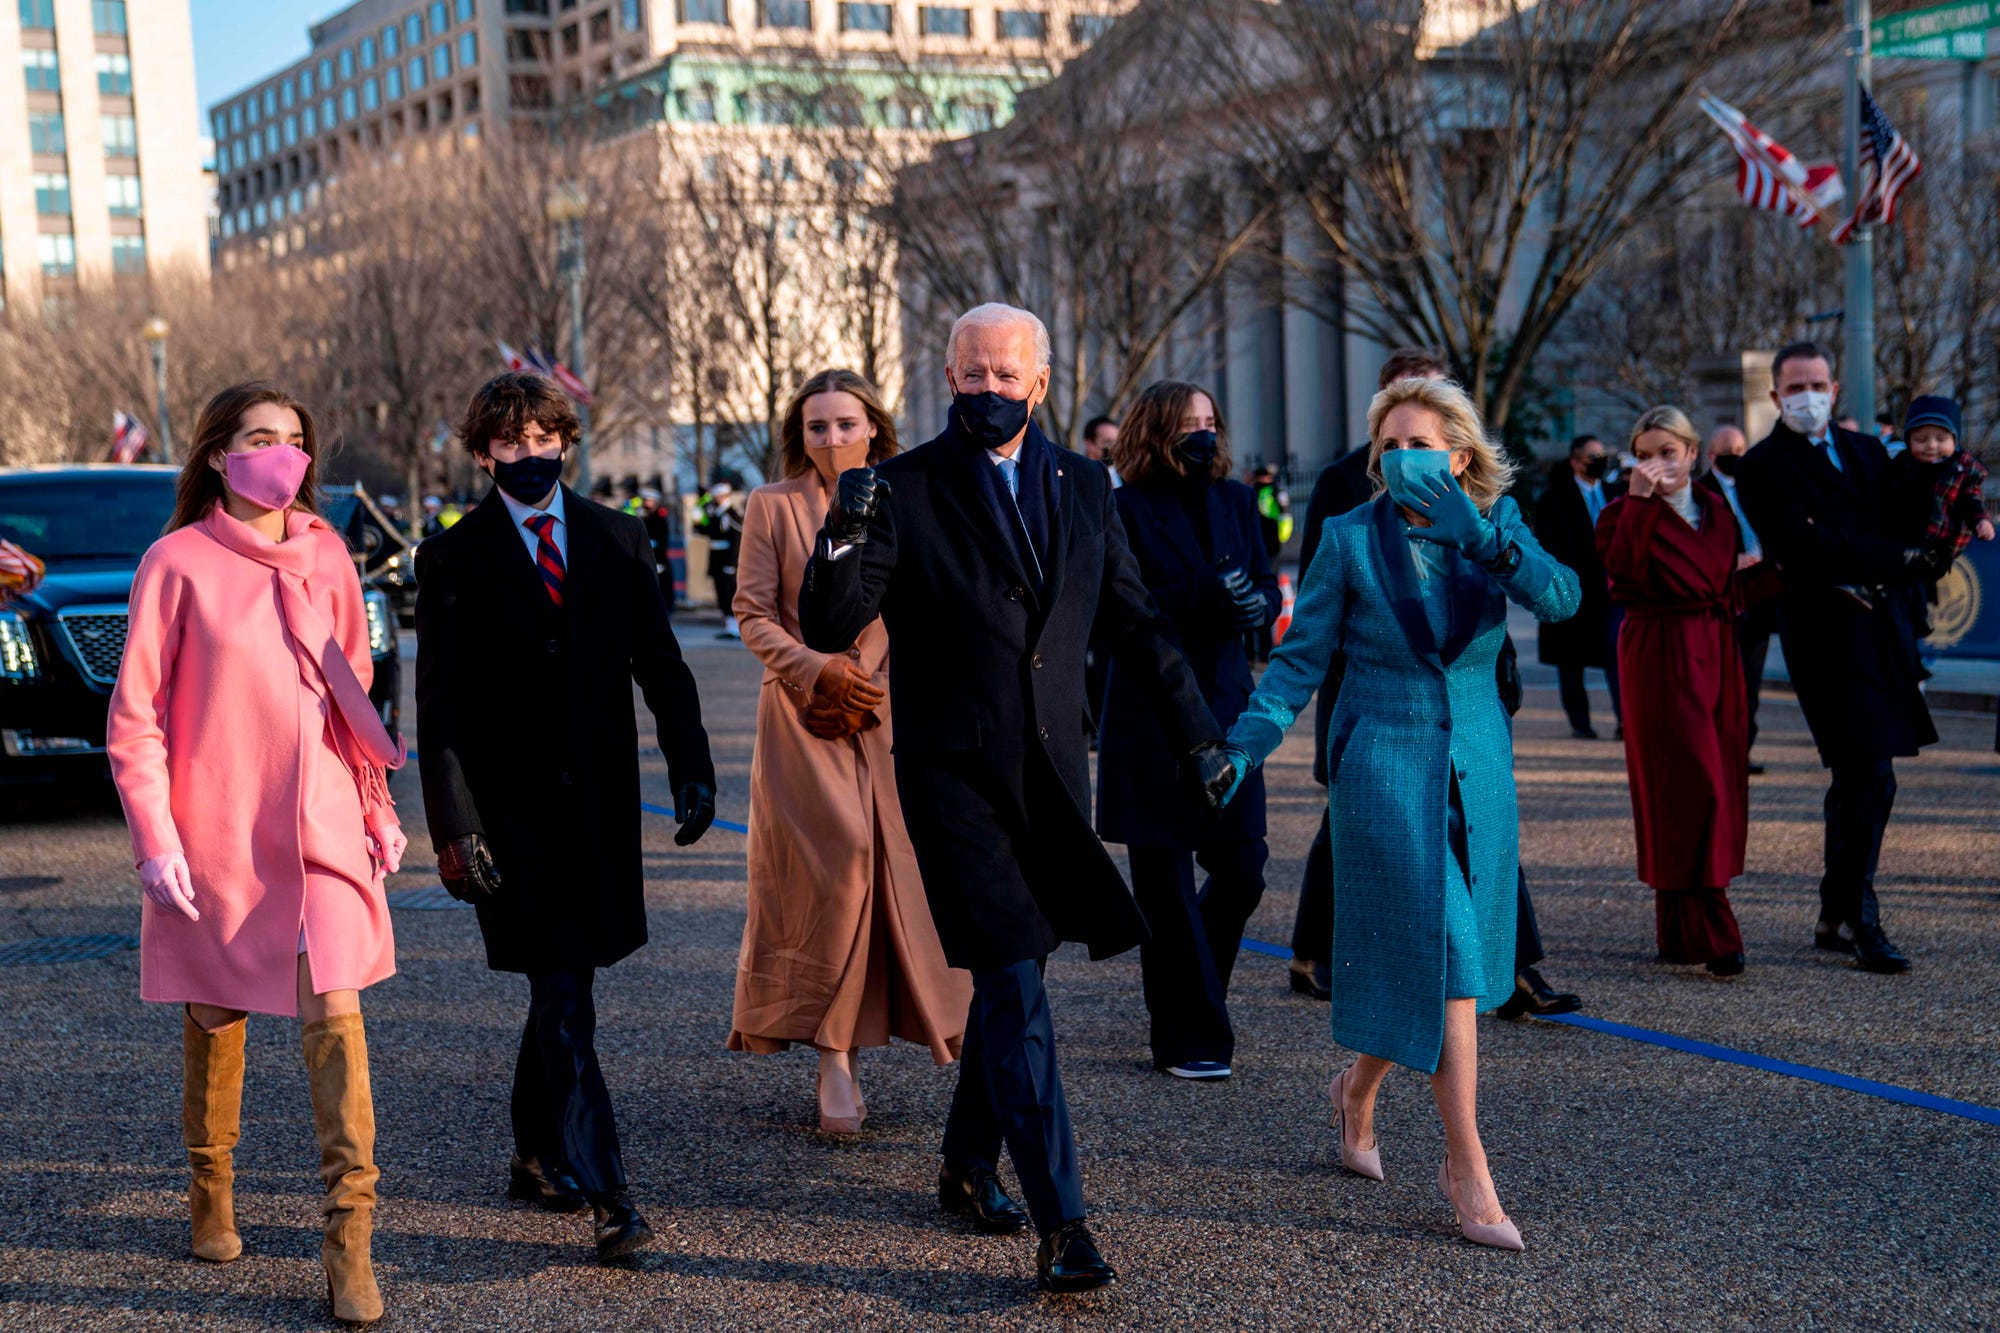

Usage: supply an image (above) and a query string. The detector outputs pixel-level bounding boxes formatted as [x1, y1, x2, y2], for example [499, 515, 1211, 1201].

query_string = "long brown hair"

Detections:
[778, 369, 900, 479]
[166, 382, 324, 533]
[1110, 379, 1231, 487]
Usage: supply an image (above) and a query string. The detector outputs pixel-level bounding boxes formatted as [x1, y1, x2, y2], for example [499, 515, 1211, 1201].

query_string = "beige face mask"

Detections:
[808, 439, 872, 484]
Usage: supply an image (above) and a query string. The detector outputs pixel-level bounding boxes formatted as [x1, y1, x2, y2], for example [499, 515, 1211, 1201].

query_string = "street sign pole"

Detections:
[1844, 0, 1876, 426]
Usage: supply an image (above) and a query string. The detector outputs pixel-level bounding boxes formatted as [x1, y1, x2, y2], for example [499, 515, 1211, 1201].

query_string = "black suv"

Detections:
[0, 466, 401, 787]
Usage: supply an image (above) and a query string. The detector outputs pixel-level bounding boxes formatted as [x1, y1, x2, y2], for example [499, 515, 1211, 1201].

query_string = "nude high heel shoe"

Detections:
[1438, 1160, 1524, 1251]
[1329, 1067, 1383, 1181]
[816, 1067, 864, 1136]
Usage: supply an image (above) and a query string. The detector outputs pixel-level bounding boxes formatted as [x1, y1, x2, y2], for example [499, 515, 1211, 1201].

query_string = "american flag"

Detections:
[1831, 87, 1922, 244]
[496, 340, 530, 372]
[1738, 158, 1844, 229]
[110, 410, 149, 464]
[528, 343, 594, 407]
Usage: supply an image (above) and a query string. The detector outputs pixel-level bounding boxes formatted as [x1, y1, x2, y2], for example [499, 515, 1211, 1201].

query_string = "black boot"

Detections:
[1287, 958, 1332, 1001]
[1037, 1220, 1116, 1293]
[938, 1163, 1028, 1234]
[590, 1190, 654, 1263]
[508, 1155, 587, 1213]
[1495, 968, 1582, 1019]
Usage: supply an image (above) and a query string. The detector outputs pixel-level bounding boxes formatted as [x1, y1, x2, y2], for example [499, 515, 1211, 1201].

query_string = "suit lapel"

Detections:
[561, 490, 608, 633]
[1366, 494, 1440, 667]
[1042, 443, 1071, 605]
[934, 442, 1037, 597]
[1438, 546, 1490, 665]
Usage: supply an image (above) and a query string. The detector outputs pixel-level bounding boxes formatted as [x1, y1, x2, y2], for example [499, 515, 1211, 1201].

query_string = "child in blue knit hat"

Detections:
[1888, 394, 1992, 640]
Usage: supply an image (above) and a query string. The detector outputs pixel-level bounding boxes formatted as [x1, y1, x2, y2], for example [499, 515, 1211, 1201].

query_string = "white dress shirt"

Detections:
[496, 481, 568, 565]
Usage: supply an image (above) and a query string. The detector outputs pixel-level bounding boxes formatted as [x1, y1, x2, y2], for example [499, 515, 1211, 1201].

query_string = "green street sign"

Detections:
[1871, 0, 2000, 49]
[1879, 29, 1988, 58]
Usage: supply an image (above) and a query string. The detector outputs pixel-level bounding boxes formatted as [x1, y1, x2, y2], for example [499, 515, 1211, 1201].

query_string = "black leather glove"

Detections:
[1184, 741, 1245, 813]
[674, 781, 716, 846]
[824, 468, 890, 548]
[1903, 544, 1954, 583]
[437, 833, 502, 903]
[1216, 566, 1267, 631]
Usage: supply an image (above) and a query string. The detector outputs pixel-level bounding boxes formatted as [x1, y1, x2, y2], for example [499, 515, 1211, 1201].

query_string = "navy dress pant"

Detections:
[940, 959, 1084, 1235]
[1823, 758, 1897, 930]
[510, 968, 626, 1199]
[1129, 838, 1268, 1067]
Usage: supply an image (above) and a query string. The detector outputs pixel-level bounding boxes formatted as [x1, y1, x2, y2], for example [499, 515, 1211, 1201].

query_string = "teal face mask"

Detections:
[1380, 447, 1455, 508]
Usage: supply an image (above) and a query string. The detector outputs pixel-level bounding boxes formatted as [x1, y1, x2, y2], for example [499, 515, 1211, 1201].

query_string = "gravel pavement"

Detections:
[1, 625, 1996, 1331]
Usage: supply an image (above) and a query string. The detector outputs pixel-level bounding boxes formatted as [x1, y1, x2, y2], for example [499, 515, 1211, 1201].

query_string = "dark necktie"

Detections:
[524, 513, 565, 607]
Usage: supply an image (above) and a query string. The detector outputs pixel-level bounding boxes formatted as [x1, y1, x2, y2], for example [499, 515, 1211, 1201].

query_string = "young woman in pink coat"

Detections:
[107, 382, 406, 1326]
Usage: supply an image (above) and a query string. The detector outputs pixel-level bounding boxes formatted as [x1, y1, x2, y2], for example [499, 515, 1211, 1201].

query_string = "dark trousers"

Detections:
[1738, 606, 1775, 750]
[1082, 645, 1110, 737]
[940, 959, 1084, 1235]
[1293, 815, 1546, 978]
[1129, 838, 1269, 1067]
[712, 569, 737, 617]
[510, 969, 625, 1199]
[1822, 758, 1897, 931]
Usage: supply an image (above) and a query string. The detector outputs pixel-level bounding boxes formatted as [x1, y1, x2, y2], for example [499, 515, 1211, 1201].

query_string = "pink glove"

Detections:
[366, 822, 407, 876]
[138, 852, 199, 922]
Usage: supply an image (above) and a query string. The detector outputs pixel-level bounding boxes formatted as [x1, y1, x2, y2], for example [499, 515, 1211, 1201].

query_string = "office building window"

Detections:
[956, 97, 994, 131]
[301, 68, 315, 98]
[386, 67, 402, 99]
[560, 22, 579, 54]
[22, 49, 60, 92]
[263, 87, 277, 116]
[231, 140, 244, 167]
[235, 207, 248, 232]
[283, 114, 298, 144]
[111, 235, 146, 275]
[28, 111, 64, 154]
[361, 37, 377, 69]
[39, 233, 77, 276]
[340, 49, 355, 79]
[302, 105, 317, 135]
[1070, 12, 1113, 43]
[254, 200, 268, 226]
[321, 96, 335, 126]
[261, 123, 275, 152]
[839, 1, 887, 30]
[882, 96, 929, 129]
[459, 32, 478, 65]
[679, 82, 715, 121]
[681, 0, 725, 19]
[33, 172, 70, 215]
[290, 186, 303, 213]
[505, 0, 549, 12]
[91, 0, 125, 35]
[98, 52, 135, 95]
[246, 98, 260, 125]
[588, 9, 610, 41]
[106, 173, 142, 217]
[919, 6, 968, 35]
[997, 9, 1043, 38]
[409, 55, 427, 90]
[383, 25, 400, 58]
[433, 45, 451, 78]
[432, 1, 449, 31]
[230, 104, 243, 132]
[622, 0, 641, 30]
[18, 0, 55, 30]
[743, 84, 796, 123]
[341, 87, 357, 118]
[506, 29, 541, 58]
[363, 77, 379, 109]
[281, 78, 295, 107]
[761, 0, 808, 29]
[457, 0, 475, 19]
[408, 13, 424, 43]
[319, 57, 334, 87]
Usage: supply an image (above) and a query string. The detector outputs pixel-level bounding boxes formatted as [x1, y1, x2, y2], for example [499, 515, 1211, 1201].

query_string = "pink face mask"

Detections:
[222, 444, 310, 512]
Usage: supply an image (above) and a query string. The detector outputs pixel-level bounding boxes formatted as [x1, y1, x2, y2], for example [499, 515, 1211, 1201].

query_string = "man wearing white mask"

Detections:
[1734, 342, 1942, 975]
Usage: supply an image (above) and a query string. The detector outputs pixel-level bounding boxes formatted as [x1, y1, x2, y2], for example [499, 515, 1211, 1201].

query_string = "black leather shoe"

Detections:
[1037, 1220, 1115, 1293]
[508, 1155, 588, 1213]
[1705, 952, 1746, 978]
[1852, 925, 1912, 974]
[1495, 967, 1582, 1019]
[590, 1191, 654, 1263]
[939, 1164, 1029, 1234]
[1288, 958, 1332, 1000]
[1569, 727, 1599, 740]
[1814, 920, 1855, 954]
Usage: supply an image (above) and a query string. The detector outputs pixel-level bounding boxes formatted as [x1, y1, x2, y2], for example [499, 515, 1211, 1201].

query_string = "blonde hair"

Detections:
[1628, 405, 1700, 457]
[1365, 377, 1516, 513]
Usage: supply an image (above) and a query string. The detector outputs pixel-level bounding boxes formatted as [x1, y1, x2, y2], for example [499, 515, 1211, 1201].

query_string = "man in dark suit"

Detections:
[1535, 434, 1624, 738]
[1701, 423, 1778, 772]
[415, 372, 718, 1261]
[1735, 343, 1939, 974]
[799, 303, 1229, 1293]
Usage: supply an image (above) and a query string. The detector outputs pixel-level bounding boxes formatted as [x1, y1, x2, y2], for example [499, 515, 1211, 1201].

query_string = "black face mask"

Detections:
[1176, 430, 1219, 470]
[951, 390, 1032, 450]
[1710, 452, 1740, 477]
[1581, 454, 1610, 480]
[489, 452, 564, 504]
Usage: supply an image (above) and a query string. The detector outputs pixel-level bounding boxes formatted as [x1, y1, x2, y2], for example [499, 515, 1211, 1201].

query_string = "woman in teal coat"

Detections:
[1208, 377, 1579, 1250]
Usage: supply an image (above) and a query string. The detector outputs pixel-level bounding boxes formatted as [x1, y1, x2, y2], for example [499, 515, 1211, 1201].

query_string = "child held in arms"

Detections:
[1888, 395, 1993, 641]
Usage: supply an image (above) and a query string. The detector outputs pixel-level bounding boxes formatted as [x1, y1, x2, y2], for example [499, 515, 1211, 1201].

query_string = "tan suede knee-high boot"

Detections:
[302, 1013, 382, 1325]
[182, 1007, 246, 1263]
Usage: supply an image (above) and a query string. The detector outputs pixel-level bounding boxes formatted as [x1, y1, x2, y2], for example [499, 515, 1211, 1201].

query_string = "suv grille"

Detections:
[59, 612, 129, 686]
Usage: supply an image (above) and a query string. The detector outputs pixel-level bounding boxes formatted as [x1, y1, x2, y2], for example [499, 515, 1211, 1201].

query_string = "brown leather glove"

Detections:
[813, 657, 885, 713]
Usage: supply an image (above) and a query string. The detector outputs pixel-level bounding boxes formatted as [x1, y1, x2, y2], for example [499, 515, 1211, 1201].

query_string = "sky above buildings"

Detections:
[190, 0, 333, 123]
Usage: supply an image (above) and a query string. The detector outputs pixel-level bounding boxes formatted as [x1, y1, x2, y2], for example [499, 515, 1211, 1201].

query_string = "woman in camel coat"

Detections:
[728, 368, 968, 1133]
[108, 383, 405, 1324]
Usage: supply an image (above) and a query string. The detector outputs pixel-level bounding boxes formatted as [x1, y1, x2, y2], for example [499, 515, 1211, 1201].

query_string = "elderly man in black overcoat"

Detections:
[1735, 342, 1939, 974]
[799, 303, 1229, 1293]
[415, 372, 717, 1263]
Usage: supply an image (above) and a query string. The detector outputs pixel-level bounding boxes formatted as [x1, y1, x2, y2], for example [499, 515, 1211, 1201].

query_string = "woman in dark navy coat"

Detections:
[1096, 380, 1279, 1079]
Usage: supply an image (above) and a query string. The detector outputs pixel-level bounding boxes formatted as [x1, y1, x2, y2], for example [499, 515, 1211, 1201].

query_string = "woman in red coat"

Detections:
[1596, 406, 1750, 977]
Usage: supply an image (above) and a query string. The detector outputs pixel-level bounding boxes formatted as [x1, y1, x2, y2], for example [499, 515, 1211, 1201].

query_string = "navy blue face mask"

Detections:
[951, 390, 1032, 450]
[1176, 430, 1219, 470]
[489, 452, 564, 504]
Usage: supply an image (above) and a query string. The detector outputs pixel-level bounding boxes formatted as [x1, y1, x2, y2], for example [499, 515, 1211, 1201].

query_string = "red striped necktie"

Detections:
[524, 513, 566, 607]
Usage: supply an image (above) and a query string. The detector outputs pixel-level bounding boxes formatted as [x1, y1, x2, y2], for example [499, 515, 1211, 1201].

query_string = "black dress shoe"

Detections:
[1814, 920, 1855, 954]
[1037, 1220, 1116, 1293]
[1288, 958, 1332, 1000]
[938, 1164, 1029, 1234]
[1705, 952, 1746, 977]
[1570, 727, 1599, 740]
[590, 1190, 655, 1263]
[508, 1155, 588, 1213]
[1852, 925, 1912, 974]
[1494, 967, 1582, 1019]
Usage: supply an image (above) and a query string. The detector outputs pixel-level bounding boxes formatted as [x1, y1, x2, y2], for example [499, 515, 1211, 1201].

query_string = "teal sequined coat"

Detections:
[1229, 493, 1580, 1073]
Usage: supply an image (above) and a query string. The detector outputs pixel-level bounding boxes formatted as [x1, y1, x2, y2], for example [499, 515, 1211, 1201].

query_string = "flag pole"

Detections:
[1843, 0, 1875, 424]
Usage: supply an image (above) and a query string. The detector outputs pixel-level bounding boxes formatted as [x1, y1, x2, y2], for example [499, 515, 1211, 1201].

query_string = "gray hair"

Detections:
[947, 303, 1051, 372]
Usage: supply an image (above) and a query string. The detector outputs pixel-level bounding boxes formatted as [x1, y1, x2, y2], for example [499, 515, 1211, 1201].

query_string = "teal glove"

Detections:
[1402, 470, 1496, 557]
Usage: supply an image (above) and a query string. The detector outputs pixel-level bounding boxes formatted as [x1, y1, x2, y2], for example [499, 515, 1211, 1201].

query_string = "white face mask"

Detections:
[1780, 390, 1833, 439]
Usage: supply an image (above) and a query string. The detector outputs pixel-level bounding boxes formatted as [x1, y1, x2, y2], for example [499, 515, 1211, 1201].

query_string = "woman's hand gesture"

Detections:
[813, 657, 885, 714]
[1628, 459, 1667, 499]
[1402, 470, 1491, 553]
[139, 852, 200, 922]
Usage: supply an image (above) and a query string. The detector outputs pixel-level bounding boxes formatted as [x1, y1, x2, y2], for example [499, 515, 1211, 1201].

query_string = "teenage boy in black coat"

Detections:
[800, 304, 1230, 1293]
[415, 372, 717, 1261]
